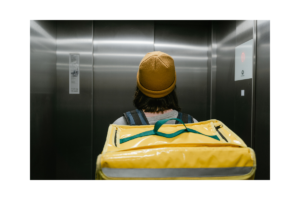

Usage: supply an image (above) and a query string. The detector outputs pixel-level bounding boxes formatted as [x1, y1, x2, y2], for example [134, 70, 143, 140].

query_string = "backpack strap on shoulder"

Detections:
[175, 112, 193, 124]
[123, 109, 150, 125]
[187, 114, 194, 123]
[136, 109, 150, 125]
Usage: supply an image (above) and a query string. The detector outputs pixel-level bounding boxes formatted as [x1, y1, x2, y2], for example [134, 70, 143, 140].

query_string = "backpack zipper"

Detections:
[114, 128, 118, 147]
[215, 125, 228, 142]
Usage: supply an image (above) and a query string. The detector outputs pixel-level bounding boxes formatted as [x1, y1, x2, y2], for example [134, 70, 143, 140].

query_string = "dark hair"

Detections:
[133, 86, 181, 113]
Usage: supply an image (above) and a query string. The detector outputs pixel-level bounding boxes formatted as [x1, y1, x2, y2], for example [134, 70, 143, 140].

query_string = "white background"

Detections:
[1, 0, 299, 200]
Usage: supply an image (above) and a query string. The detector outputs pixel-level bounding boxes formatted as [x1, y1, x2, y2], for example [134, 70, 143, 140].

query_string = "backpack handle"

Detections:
[153, 118, 219, 140]
[120, 118, 220, 144]
[154, 118, 188, 134]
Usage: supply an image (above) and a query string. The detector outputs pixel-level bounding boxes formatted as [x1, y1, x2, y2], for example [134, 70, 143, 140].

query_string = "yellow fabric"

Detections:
[96, 119, 256, 180]
[137, 51, 176, 98]
[101, 147, 253, 169]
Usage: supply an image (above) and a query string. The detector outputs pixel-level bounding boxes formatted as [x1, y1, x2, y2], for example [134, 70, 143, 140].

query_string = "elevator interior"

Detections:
[30, 20, 270, 180]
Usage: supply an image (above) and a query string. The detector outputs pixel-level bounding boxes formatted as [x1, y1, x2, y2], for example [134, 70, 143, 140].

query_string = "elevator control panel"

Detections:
[69, 54, 80, 94]
[235, 39, 253, 81]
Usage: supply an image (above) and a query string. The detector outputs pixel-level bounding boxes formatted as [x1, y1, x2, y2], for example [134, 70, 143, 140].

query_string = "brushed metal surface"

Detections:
[234, 21, 253, 147]
[154, 21, 210, 121]
[214, 20, 253, 147]
[207, 22, 212, 119]
[214, 21, 236, 130]
[254, 20, 270, 180]
[252, 21, 257, 149]
[213, 20, 271, 179]
[92, 21, 154, 177]
[233, 78, 252, 147]
[236, 20, 253, 46]
[30, 21, 57, 94]
[56, 21, 93, 179]
[210, 22, 217, 119]
[30, 20, 57, 179]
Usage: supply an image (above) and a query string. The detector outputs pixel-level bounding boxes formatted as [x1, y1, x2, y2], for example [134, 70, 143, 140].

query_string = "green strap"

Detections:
[120, 118, 220, 144]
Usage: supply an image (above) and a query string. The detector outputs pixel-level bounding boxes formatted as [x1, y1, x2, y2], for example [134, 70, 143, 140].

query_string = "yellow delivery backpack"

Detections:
[96, 118, 256, 180]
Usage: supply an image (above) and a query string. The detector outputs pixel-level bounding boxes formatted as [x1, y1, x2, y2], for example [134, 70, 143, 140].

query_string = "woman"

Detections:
[113, 51, 198, 125]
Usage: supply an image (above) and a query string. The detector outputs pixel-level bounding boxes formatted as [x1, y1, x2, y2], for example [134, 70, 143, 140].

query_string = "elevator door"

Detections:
[92, 21, 155, 176]
[56, 21, 93, 179]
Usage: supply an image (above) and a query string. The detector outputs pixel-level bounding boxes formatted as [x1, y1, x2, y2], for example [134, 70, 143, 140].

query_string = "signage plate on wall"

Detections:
[69, 54, 80, 94]
[235, 39, 253, 81]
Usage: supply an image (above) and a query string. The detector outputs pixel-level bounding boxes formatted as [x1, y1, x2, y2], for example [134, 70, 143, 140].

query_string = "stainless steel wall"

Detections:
[210, 23, 217, 119]
[213, 21, 236, 131]
[30, 20, 57, 179]
[213, 20, 253, 147]
[92, 21, 154, 176]
[55, 21, 93, 179]
[212, 20, 270, 179]
[234, 21, 253, 148]
[254, 20, 270, 180]
[154, 21, 210, 120]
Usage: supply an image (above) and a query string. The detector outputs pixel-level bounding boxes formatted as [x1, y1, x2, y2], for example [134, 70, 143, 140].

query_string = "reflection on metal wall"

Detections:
[234, 21, 253, 147]
[213, 20, 270, 179]
[254, 20, 270, 180]
[214, 20, 253, 147]
[236, 21, 253, 46]
[214, 21, 236, 130]
[210, 23, 217, 119]
[154, 21, 210, 121]
[30, 20, 56, 179]
[56, 21, 93, 179]
[92, 21, 154, 177]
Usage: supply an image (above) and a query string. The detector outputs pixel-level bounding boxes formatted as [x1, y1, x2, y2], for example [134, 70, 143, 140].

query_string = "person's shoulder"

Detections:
[112, 116, 128, 125]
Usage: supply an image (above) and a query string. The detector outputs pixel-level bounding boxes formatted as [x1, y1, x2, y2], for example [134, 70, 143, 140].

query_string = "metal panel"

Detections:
[30, 20, 56, 179]
[213, 21, 271, 179]
[214, 20, 253, 147]
[254, 20, 270, 180]
[234, 21, 253, 147]
[252, 21, 257, 151]
[207, 22, 212, 119]
[214, 21, 236, 129]
[92, 21, 154, 177]
[233, 78, 252, 147]
[56, 21, 93, 179]
[154, 21, 210, 121]
[236, 20, 253, 46]
[210, 22, 217, 119]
